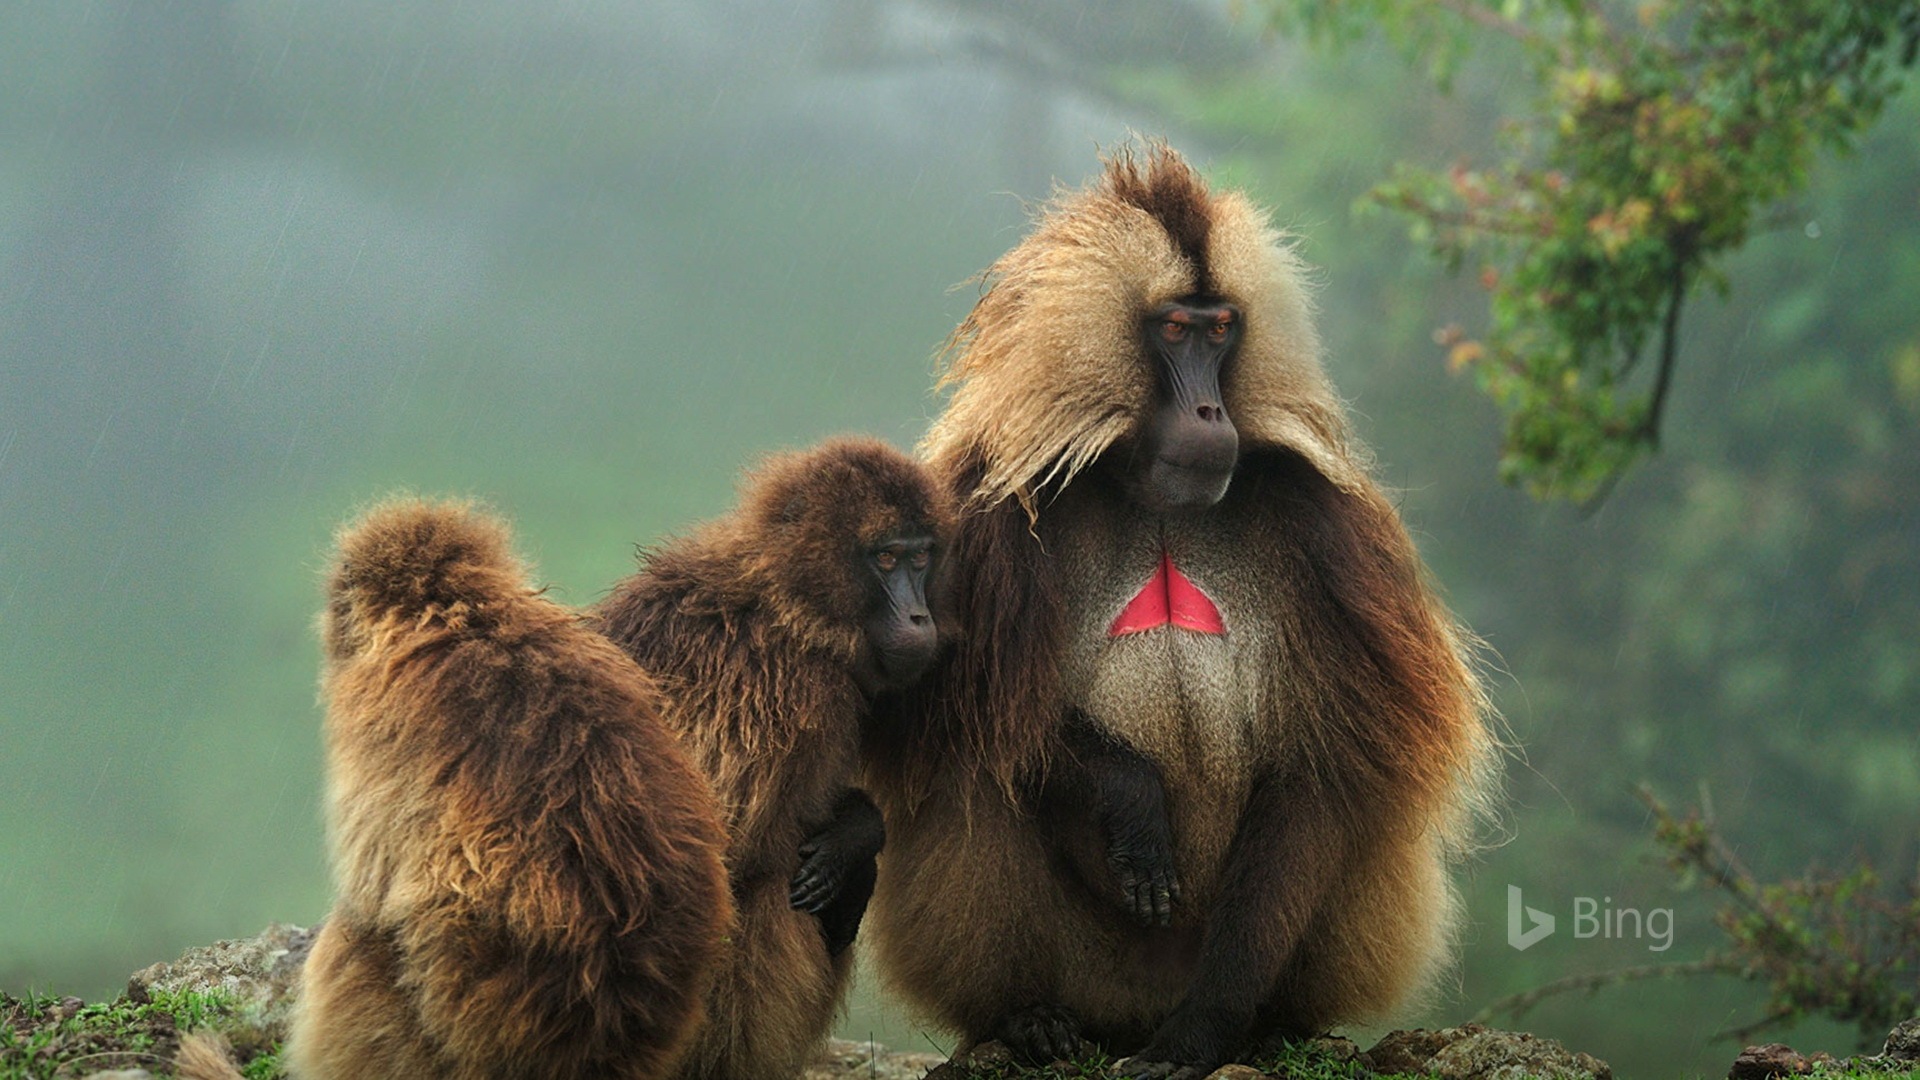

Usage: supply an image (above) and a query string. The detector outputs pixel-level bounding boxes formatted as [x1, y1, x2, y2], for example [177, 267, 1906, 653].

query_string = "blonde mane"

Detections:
[921, 142, 1368, 509]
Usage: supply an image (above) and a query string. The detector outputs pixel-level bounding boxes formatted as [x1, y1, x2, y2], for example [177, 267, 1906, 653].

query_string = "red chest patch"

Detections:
[1108, 549, 1226, 637]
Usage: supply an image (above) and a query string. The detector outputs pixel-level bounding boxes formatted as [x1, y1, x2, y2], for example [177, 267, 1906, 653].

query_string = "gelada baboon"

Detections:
[591, 437, 951, 1080]
[286, 498, 732, 1080]
[863, 144, 1500, 1078]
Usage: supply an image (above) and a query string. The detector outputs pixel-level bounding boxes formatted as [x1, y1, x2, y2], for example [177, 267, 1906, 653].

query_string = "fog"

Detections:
[4, 4, 1915, 1076]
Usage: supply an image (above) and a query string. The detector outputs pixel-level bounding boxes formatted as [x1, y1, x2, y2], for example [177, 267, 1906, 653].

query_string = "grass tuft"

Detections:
[0, 985, 284, 1079]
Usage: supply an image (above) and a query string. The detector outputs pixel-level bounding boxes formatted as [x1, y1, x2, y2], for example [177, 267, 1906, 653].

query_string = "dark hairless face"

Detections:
[856, 531, 938, 695]
[1132, 298, 1241, 512]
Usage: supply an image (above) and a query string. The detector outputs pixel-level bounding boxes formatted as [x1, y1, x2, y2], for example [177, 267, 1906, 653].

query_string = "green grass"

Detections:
[925, 1034, 1920, 1080]
[1248, 1038, 1401, 1080]
[242, 1046, 284, 1080]
[0, 986, 283, 1079]
[932, 1037, 1432, 1080]
[934, 1050, 1119, 1078]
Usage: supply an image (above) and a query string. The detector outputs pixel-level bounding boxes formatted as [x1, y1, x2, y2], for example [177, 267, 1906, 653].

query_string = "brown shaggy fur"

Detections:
[866, 144, 1499, 1065]
[175, 1032, 246, 1080]
[591, 438, 953, 1080]
[286, 499, 732, 1080]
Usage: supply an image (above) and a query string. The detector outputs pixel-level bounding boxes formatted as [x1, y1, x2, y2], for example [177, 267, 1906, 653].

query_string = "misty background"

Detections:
[2, 3, 1915, 1077]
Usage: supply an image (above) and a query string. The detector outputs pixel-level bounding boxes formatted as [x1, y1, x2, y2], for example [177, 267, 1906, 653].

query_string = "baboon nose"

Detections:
[1196, 404, 1224, 423]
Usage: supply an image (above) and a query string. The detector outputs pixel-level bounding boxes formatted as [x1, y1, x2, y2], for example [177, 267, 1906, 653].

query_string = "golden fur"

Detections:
[592, 438, 953, 1080]
[174, 1032, 245, 1080]
[868, 144, 1498, 1062]
[287, 498, 732, 1080]
[926, 144, 1363, 516]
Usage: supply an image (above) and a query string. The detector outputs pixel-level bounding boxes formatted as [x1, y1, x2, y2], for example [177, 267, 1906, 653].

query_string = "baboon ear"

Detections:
[781, 493, 809, 525]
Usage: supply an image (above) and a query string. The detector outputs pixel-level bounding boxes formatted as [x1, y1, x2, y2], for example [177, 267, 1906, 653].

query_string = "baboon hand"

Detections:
[1108, 832, 1182, 926]
[1071, 715, 1181, 927]
[993, 1003, 1086, 1066]
[790, 790, 885, 915]
[789, 839, 849, 914]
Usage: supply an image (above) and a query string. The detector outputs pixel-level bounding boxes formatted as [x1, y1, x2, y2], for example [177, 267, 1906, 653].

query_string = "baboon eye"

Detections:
[910, 550, 930, 570]
[875, 551, 898, 572]
[1208, 319, 1230, 338]
[1161, 320, 1187, 343]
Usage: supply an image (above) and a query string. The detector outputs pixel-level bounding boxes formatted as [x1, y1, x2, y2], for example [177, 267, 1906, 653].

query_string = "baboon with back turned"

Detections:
[287, 498, 732, 1080]
[592, 437, 952, 1080]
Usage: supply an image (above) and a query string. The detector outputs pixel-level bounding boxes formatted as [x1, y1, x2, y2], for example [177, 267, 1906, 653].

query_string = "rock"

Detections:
[922, 1040, 1014, 1079]
[1727, 1018, 1920, 1077]
[1301, 1035, 1364, 1064]
[1364, 1025, 1610, 1080]
[1727, 1043, 1832, 1079]
[1365, 1025, 1485, 1072]
[115, 925, 950, 1078]
[805, 1036, 948, 1079]
[1430, 1030, 1612, 1080]
[110, 927, 1651, 1080]
[1880, 1018, 1920, 1061]
[953, 1040, 1017, 1067]
[126, 922, 315, 1037]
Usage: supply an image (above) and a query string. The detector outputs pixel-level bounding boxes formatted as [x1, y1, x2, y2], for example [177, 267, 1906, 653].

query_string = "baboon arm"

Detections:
[1120, 770, 1349, 1077]
[1061, 714, 1181, 926]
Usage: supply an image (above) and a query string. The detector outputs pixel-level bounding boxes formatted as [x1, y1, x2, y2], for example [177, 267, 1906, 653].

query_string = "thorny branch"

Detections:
[1476, 785, 1920, 1046]
[1473, 959, 1734, 1025]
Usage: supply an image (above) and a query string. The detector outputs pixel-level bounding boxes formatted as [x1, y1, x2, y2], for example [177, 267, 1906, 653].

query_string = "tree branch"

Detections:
[1472, 959, 1738, 1024]
[1373, 189, 1547, 237]
[1425, 0, 1553, 51]
[1713, 1005, 1799, 1046]
[1641, 262, 1687, 449]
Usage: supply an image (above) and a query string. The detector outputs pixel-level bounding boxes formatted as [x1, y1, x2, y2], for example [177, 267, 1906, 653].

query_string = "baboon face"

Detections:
[1128, 297, 1242, 513]
[856, 529, 938, 694]
[741, 439, 950, 696]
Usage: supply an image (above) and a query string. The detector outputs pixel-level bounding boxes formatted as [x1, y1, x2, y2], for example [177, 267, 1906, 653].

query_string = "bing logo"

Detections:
[1505, 885, 1675, 952]
[1507, 885, 1555, 950]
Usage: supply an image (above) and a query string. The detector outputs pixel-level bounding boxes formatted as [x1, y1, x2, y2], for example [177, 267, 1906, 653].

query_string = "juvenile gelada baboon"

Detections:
[287, 498, 732, 1080]
[591, 437, 951, 1080]
[863, 144, 1500, 1078]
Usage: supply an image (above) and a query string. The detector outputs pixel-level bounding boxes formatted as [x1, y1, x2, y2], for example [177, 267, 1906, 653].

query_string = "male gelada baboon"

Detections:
[592, 437, 951, 1080]
[863, 145, 1500, 1078]
[287, 499, 732, 1080]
